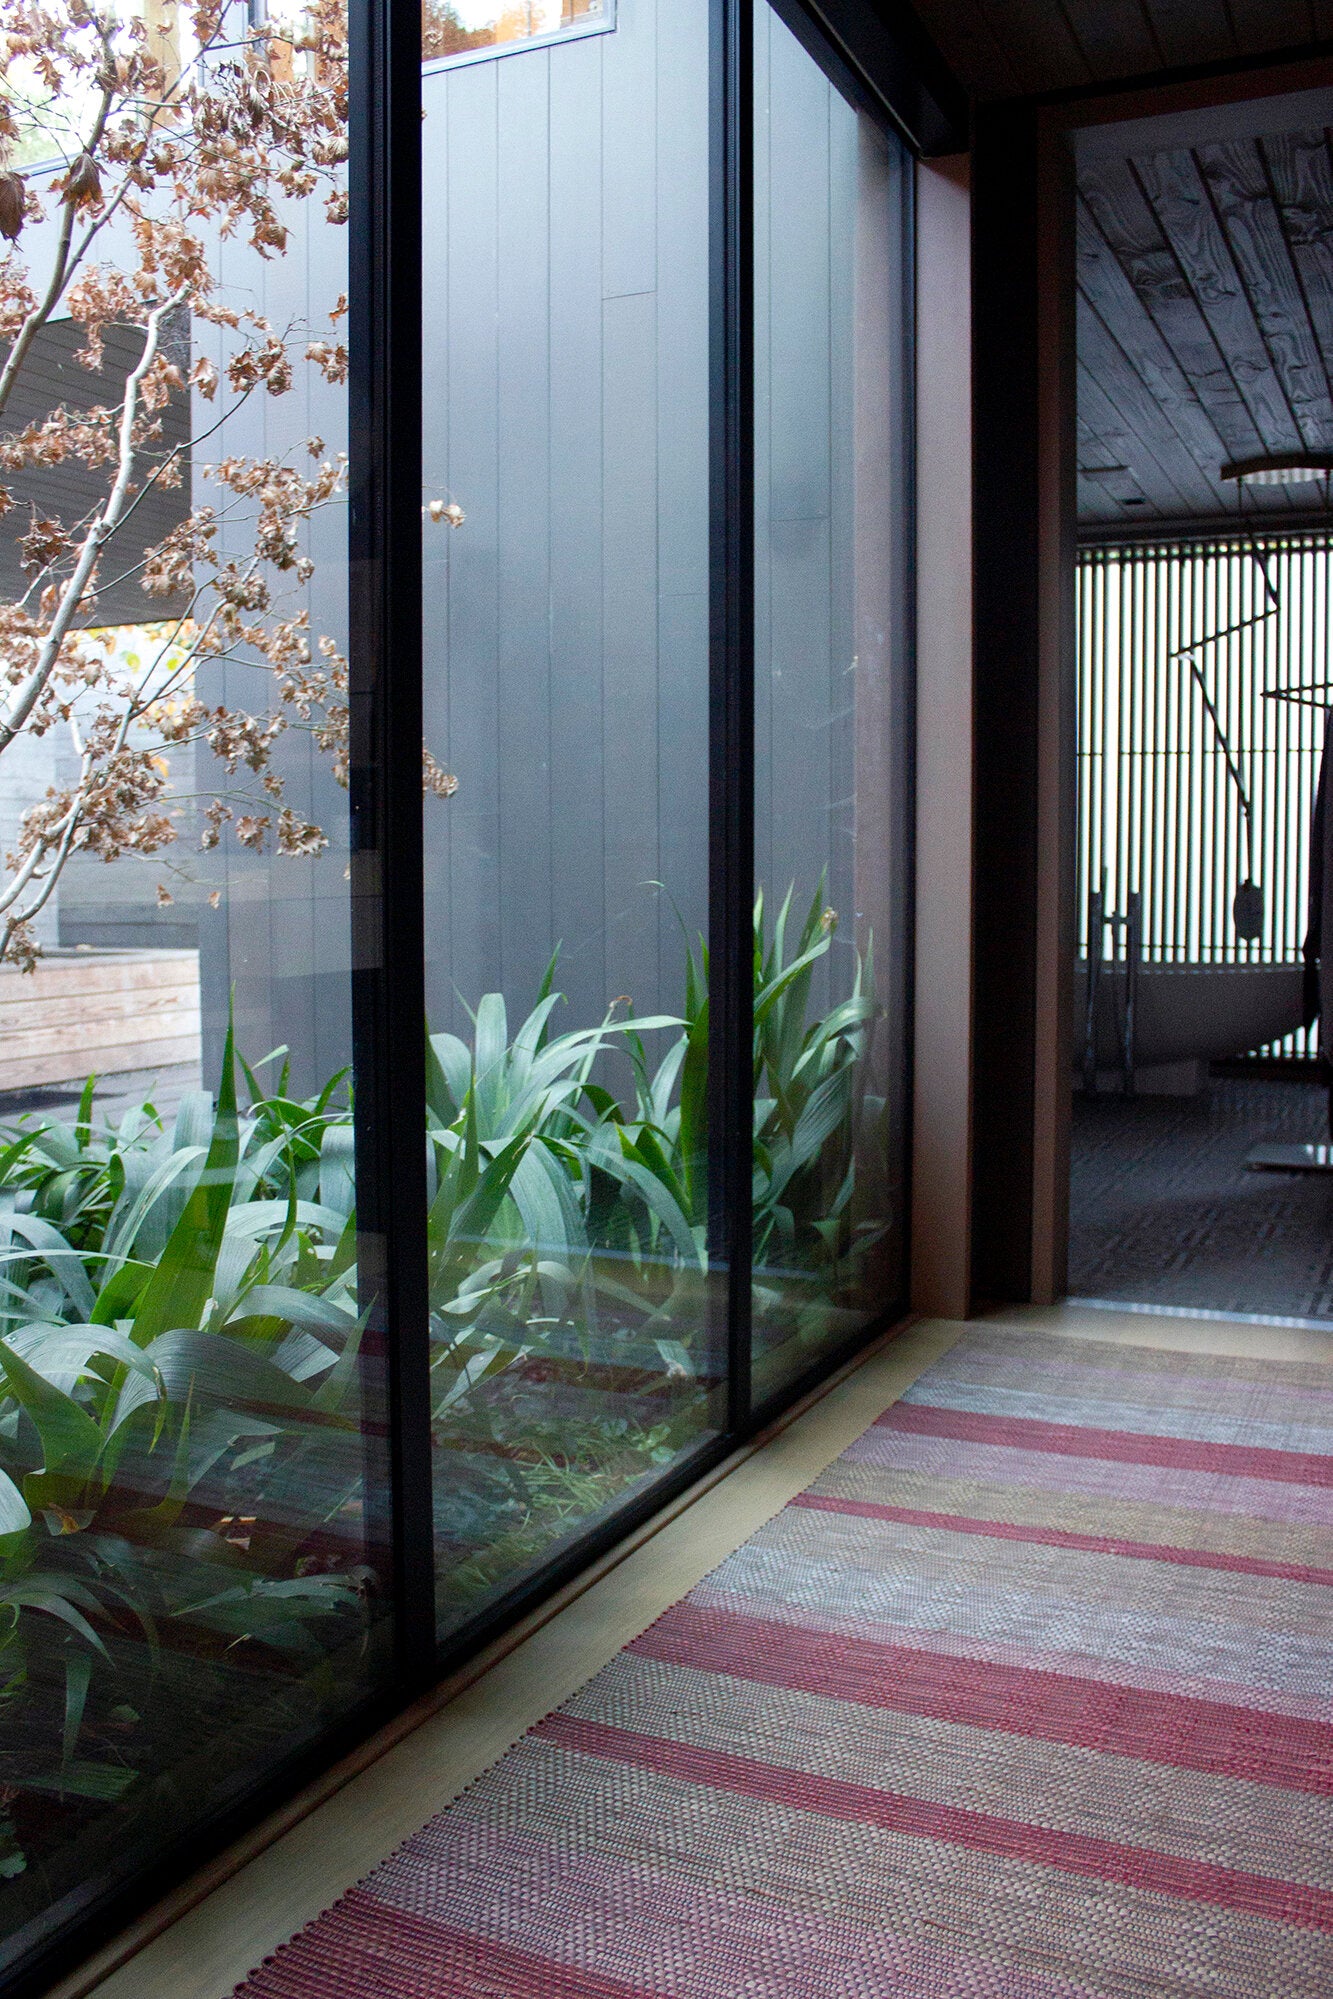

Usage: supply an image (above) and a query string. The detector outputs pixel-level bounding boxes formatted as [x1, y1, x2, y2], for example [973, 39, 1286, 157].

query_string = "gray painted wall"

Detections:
[197, 0, 909, 1108]
[194, 167, 354, 1093]
[419, 0, 711, 1051]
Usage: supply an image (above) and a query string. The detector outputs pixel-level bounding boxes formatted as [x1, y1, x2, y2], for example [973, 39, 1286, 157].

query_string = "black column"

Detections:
[347, 0, 435, 1679]
[971, 100, 1041, 1304]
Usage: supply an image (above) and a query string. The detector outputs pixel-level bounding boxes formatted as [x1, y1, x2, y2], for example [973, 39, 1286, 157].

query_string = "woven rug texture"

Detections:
[233, 1327, 1333, 1998]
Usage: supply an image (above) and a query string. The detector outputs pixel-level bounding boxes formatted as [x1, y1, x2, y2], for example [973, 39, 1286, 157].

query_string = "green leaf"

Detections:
[3, 1581, 108, 1659]
[136, 1330, 330, 1422]
[19, 1762, 136, 1802]
[0, 1467, 30, 1547]
[62, 1651, 92, 1771]
[677, 998, 708, 1220]
[789, 1069, 854, 1173]
[0, 1338, 104, 1511]
[504, 1142, 581, 1257]
[473, 992, 509, 1099]
[74, 1074, 97, 1154]
[222, 1285, 357, 1349]
[1, 1214, 96, 1318]
[427, 1033, 473, 1120]
[0, 1131, 39, 1186]
[117, 1393, 193, 1531]
[102, 1145, 206, 1271]
[595, 1133, 703, 1266]
[90, 1258, 153, 1327]
[318, 1125, 355, 1218]
[6, 1322, 159, 1399]
[130, 1012, 240, 1344]
[434, 1133, 527, 1261]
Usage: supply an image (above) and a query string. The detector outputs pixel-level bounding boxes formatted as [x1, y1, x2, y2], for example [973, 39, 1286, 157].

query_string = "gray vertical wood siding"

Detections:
[420, 0, 711, 1050]
[201, 0, 906, 1101]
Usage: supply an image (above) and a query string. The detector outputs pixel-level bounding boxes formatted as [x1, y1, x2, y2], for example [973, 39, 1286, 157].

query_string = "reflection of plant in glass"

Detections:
[0, 1020, 368, 1880]
[421, 0, 602, 60]
[424, 881, 883, 1584]
[750, 881, 880, 1277]
[0, 882, 881, 1875]
[421, 0, 492, 58]
[0, 0, 455, 967]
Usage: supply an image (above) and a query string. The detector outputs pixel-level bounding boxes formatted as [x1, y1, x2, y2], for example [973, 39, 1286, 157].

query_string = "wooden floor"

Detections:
[45, 1302, 1333, 1999]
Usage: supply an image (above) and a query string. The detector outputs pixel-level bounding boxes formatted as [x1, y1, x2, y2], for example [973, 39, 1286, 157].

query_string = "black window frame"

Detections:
[0, 5, 962, 1993]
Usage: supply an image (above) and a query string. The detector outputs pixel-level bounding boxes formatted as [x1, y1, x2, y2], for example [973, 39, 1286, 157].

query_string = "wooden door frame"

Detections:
[972, 51, 1333, 1308]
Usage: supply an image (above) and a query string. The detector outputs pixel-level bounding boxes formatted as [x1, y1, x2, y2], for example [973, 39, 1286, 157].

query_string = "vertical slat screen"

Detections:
[1077, 533, 1333, 1061]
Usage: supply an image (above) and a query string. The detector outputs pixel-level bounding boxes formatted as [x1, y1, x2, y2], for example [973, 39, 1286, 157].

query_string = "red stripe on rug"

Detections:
[538, 1713, 1333, 1930]
[789, 1489, 1333, 1587]
[879, 1400, 1333, 1486]
[239, 1890, 673, 1998]
[627, 1600, 1333, 1794]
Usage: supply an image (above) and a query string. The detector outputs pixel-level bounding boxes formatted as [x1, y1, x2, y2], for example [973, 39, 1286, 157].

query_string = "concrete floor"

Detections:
[1070, 1073, 1333, 1321]
[44, 1302, 1333, 1999]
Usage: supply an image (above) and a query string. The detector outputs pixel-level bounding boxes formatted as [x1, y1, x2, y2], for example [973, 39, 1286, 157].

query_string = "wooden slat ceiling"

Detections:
[1076, 117, 1333, 527]
[908, 0, 1333, 102]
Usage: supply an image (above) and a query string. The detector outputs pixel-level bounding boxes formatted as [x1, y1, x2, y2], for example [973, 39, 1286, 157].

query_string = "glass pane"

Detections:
[422, 0, 610, 65]
[422, 0, 720, 1641]
[0, 1, 390, 1966]
[752, 4, 911, 1403]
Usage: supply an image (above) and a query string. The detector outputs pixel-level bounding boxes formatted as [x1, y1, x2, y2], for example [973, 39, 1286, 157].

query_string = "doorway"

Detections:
[1063, 83, 1333, 1319]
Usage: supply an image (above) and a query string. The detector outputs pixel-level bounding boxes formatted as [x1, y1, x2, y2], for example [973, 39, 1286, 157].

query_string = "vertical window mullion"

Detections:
[347, 0, 436, 1684]
[711, 0, 756, 1436]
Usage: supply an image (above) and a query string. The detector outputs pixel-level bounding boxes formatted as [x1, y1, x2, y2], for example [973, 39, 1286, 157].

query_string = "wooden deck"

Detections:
[0, 948, 202, 1090]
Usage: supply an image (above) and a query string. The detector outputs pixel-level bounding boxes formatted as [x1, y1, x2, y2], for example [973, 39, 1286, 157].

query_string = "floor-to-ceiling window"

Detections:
[751, 1, 912, 1405]
[419, 0, 724, 1640]
[0, 0, 918, 1985]
[0, 1, 392, 1979]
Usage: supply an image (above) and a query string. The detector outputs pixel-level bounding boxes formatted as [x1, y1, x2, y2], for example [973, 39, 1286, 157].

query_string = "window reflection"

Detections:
[421, 0, 718, 1636]
[0, 0, 388, 1961]
[422, 0, 608, 65]
[751, 0, 910, 1401]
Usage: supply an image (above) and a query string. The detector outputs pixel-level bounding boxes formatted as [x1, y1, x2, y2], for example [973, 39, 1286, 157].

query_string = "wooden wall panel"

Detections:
[548, 34, 609, 1032]
[1059, 0, 1161, 77]
[1225, 1, 1317, 56]
[495, 52, 555, 1013]
[1196, 137, 1333, 448]
[1265, 128, 1333, 394]
[601, 288, 663, 1020]
[1143, 0, 1236, 69]
[205, 3, 715, 1083]
[1076, 193, 1231, 495]
[1135, 149, 1304, 449]
[439, 61, 502, 1032]
[654, 0, 711, 1009]
[1073, 120, 1333, 532]
[913, 154, 974, 1320]
[756, 5, 842, 1026]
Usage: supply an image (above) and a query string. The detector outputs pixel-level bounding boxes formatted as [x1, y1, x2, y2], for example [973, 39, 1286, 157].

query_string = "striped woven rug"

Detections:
[235, 1327, 1333, 1998]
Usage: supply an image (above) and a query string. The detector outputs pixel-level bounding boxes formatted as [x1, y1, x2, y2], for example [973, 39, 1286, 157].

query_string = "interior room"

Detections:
[1067, 87, 1333, 1323]
[0, 4, 1329, 1999]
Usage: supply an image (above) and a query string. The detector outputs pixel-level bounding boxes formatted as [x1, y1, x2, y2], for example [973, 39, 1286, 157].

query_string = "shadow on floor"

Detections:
[1070, 1072, 1333, 1320]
